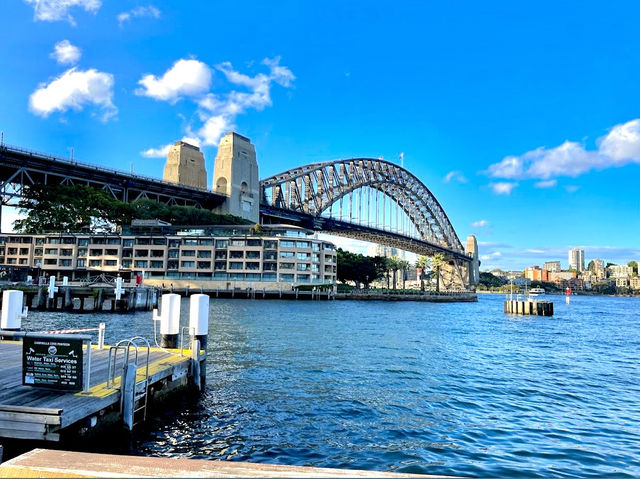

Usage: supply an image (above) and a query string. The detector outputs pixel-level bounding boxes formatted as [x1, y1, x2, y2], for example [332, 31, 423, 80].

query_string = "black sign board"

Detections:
[22, 336, 84, 391]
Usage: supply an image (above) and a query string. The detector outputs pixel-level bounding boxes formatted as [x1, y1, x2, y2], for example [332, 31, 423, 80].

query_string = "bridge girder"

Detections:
[260, 158, 465, 256]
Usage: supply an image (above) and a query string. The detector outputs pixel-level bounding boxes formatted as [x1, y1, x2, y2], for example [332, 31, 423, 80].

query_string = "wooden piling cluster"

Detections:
[504, 299, 553, 316]
[2, 286, 158, 313]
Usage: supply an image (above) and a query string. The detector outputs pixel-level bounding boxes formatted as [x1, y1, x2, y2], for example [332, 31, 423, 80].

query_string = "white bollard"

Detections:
[154, 293, 181, 348]
[48, 276, 58, 299]
[1, 290, 28, 331]
[62, 276, 69, 287]
[114, 277, 124, 301]
[189, 294, 209, 346]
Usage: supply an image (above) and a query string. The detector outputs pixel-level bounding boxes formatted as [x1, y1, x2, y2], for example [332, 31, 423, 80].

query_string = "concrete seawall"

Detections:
[337, 292, 478, 302]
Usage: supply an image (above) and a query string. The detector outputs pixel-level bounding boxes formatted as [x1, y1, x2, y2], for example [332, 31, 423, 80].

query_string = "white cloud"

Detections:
[487, 118, 640, 184]
[136, 59, 212, 103]
[525, 249, 545, 254]
[117, 5, 160, 27]
[141, 143, 171, 158]
[489, 182, 517, 195]
[565, 185, 580, 193]
[534, 179, 557, 188]
[25, 0, 101, 26]
[444, 170, 468, 183]
[471, 219, 489, 228]
[480, 251, 502, 261]
[50, 40, 81, 65]
[139, 56, 295, 153]
[29, 67, 116, 122]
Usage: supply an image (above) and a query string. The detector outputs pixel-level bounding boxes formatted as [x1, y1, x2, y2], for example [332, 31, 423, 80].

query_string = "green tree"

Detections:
[336, 249, 380, 288]
[398, 259, 409, 289]
[431, 253, 445, 292]
[628, 261, 638, 276]
[416, 256, 430, 291]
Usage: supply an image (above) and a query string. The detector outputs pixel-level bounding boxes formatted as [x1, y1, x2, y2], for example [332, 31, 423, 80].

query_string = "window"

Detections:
[247, 239, 261, 247]
[325, 255, 335, 263]
[264, 240, 277, 249]
[312, 264, 320, 272]
[19, 248, 29, 255]
[105, 260, 118, 266]
[296, 241, 310, 249]
[89, 259, 102, 267]
[91, 238, 105, 244]
[121, 260, 131, 268]
[123, 239, 134, 247]
[61, 237, 75, 244]
[168, 239, 181, 247]
[246, 273, 261, 280]
[167, 260, 178, 269]
[230, 240, 245, 247]
[312, 243, 320, 251]
[150, 261, 164, 268]
[323, 243, 335, 251]
[229, 250, 244, 259]
[264, 251, 277, 261]
[215, 251, 227, 259]
[279, 262, 294, 270]
[297, 263, 311, 271]
[246, 262, 260, 270]
[7, 258, 16, 264]
[197, 261, 211, 269]
[136, 238, 150, 245]
[60, 249, 73, 256]
[198, 239, 213, 246]
[44, 248, 58, 255]
[297, 252, 311, 260]
[47, 238, 61, 244]
[263, 273, 277, 281]
[183, 239, 198, 246]
[214, 261, 227, 270]
[122, 249, 132, 258]
[19, 258, 28, 265]
[153, 238, 167, 245]
[229, 262, 243, 270]
[297, 274, 310, 282]
[44, 259, 56, 265]
[197, 250, 211, 258]
[90, 249, 103, 256]
[246, 251, 260, 259]
[134, 250, 149, 257]
[77, 238, 89, 246]
[181, 261, 195, 268]
[280, 240, 295, 248]
[313, 253, 320, 262]
[215, 240, 228, 249]
[107, 238, 121, 245]
[134, 260, 148, 268]
[150, 249, 164, 257]
[263, 262, 277, 271]
[77, 259, 86, 267]
[7, 248, 18, 255]
[105, 249, 118, 256]
[36, 238, 44, 245]
[34, 248, 42, 256]
[280, 251, 294, 258]
[279, 273, 294, 282]
[168, 249, 179, 258]
[213, 272, 227, 279]
[182, 250, 196, 257]
[229, 273, 245, 280]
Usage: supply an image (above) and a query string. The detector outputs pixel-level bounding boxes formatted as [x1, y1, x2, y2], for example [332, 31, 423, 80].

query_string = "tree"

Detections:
[398, 259, 409, 289]
[628, 261, 638, 276]
[336, 249, 380, 287]
[431, 253, 445, 292]
[479, 272, 504, 288]
[416, 256, 430, 291]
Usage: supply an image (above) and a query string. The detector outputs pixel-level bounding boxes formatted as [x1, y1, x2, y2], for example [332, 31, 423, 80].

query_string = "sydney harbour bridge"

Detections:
[0, 141, 478, 291]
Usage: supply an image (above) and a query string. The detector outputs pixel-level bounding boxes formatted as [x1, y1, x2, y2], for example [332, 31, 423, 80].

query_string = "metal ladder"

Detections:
[107, 337, 151, 427]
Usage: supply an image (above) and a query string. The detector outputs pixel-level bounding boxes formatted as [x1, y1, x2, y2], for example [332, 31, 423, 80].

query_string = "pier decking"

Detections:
[0, 339, 199, 441]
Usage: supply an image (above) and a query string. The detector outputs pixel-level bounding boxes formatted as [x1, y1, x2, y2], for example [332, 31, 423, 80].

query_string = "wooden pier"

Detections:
[0, 338, 204, 442]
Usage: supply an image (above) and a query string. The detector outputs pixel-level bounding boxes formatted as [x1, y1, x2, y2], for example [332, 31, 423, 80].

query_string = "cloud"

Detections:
[525, 249, 545, 254]
[486, 118, 640, 184]
[141, 143, 171, 158]
[136, 59, 212, 103]
[565, 185, 580, 193]
[29, 67, 116, 122]
[534, 179, 557, 188]
[489, 182, 517, 195]
[139, 56, 294, 153]
[471, 219, 489, 228]
[444, 170, 468, 183]
[1, 206, 24, 234]
[50, 40, 81, 65]
[480, 251, 502, 261]
[25, 0, 101, 26]
[117, 5, 160, 27]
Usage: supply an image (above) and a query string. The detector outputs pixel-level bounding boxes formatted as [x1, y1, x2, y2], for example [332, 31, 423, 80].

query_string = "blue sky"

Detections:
[1, 0, 639, 270]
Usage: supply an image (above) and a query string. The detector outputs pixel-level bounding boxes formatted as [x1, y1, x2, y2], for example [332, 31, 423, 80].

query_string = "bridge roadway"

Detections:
[0, 144, 226, 209]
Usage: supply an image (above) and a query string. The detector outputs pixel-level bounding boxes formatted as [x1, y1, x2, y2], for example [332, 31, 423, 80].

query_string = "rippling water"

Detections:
[23, 294, 640, 477]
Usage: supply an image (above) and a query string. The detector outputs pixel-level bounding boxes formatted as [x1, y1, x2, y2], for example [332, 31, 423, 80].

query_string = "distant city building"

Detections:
[568, 248, 585, 272]
[163, 141, 207, 189]
[608, 264, 633, 278]
[524, 265, 549, 282]
[615, 277, 630, 288]
[630, 277, 640, 290]
[591, 259, 606, 280]
[543, 261, 561, 272]
[549, 271, 577, 282]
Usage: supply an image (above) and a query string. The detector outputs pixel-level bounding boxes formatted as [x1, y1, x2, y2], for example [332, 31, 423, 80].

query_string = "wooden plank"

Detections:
[0, 410, 61, 425]
[0, 428, 59, 441]
[0, 419, 47, 433]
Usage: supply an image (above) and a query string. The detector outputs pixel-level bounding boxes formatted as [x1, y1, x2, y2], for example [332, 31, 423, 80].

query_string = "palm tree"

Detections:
[390, 256, 401, 290]
[416, 255, 430, 291]
[399, 259, 409, 290]
[432, 253, 445, 293]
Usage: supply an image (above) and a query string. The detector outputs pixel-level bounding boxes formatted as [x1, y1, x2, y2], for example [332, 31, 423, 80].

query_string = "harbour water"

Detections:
[21, 294, 640, 477]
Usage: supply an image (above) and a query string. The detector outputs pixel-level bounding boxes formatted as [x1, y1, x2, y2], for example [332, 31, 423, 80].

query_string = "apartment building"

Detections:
[0, 224, 337, 287]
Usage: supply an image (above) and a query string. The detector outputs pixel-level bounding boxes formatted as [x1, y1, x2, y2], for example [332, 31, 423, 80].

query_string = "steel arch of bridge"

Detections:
[260, 158, 465, 257]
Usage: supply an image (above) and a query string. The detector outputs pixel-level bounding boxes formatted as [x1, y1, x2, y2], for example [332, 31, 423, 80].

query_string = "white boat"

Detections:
[528, 287, 545, 297]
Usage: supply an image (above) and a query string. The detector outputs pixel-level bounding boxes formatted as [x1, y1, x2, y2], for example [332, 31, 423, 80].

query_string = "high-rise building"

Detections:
[213, 132, 259, 223]
[163, 141, 207, 189]
[568, 248, 585, 272]
[590, 258, 606, 280]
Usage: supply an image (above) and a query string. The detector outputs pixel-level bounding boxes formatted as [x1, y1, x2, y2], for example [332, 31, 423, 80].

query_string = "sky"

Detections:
[1, 0, 639, 271]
